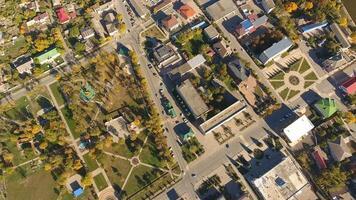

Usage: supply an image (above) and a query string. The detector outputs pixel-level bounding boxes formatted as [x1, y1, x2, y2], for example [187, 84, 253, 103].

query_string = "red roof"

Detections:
[341, 76, 356, 95]
[162, 15, 178, 29]
[179, 4, 196, 19]
[312, 150, 327, 170]
[56, 8, 70, 24]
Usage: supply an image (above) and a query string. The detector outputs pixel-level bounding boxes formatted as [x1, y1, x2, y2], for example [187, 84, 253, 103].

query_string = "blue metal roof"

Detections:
[73, 187, 84, 197]
[241, 19, 253, 30]
[300, 21, 328, 33]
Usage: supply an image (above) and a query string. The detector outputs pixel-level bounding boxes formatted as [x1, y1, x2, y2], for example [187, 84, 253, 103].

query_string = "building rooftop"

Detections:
[176, 79, 209, 119]
[300, 21, 328, 34]
[153, 0, 172, 13]
[261, 0, 275, 13]
[206, 0, 237, 21]
[105, 116, 130, 139]
[35, 48, 60, 64]
[330, 23, 351, 49]
[128, 0, 149, 17]
[213, 40, 229, 57]
[241, 19, 253, 30]
[250, 156, 316, 200]
[328, 136, 352, 162]
[314, 98, 338, 119]
[204, 25, 220, 41]
[259, 37, 293, 64]
[153, 44, 176, 63]
[341, 76, 356, 95]
[283, 115, 314, 144]
[179, 4, 196, 19]
[81, 27, 95, 39]
[162, 15, 179, 30]
[227, 59, 250, 82]
[12, 55, 33, 74]
[56, 7, 70, 24]
[253, 15, 268, 28]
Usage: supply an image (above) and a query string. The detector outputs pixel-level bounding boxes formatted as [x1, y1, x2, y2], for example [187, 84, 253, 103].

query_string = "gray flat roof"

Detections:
[330, 23, 351, 49]
[259, 37, 293, 64]
[206, 0, 237, 21]
[204, 25, 220, 40]
[128, 0, 148, 17]
[177, 79, 209, 118]
[187, 54, 206, 68]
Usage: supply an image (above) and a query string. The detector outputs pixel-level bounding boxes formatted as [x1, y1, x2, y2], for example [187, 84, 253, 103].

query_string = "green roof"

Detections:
[36, 48, 60, 64]
[314, 98, 338, 119]
[80, 82, 96, 102]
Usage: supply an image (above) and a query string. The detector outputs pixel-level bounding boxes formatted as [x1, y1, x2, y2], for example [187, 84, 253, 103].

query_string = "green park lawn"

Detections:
[124, 165, 162, 196]
[304, 81, 315, 89]
[139, 137, 167, 169]
[6, 165, 58, 200]
[289, 58, 303, 71]
[49, 82, 65, 106]
[279, 88, 290, 100]
[270, 81, 284, 89]
[299, 59, 311, 73]
[103, 132, 147, 158]
[269, 72, 284, 81]
[4, 96, 32, 121]
[61, 106, 80, 138]
[83, 153, 99, 172]
[288, 90, 300, 100]
[93, 173, 108, 191]
[97, 154, 132, 188]
[305, 72, 318, 80]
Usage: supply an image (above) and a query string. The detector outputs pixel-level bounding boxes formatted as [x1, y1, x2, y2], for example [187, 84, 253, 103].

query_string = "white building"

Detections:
[283, 115, 314, 146]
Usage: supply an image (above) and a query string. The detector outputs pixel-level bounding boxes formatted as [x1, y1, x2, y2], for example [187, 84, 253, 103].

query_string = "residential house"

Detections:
[176, 79, 210, 120]
[169, 54, 206, 82]
[65, 174, 84, 198]
[235, 15, 268, 38]
[105, 116, 131, 142]
[104, 12, 118, 36]
[206, 0, 237, 22]
[26, 12, 50, 28]
[313, 98, 338, 119]
[93, 1, 114, 14]
[153, 0, 173, 13]
[300, 21, 328, 35]
[322, 53, 347, 72]
[340, 76, 356, 95]
[213, 40, 230, 58]
[330, 23, 351, 49]
[328, 136, 352, 162]
[178, 4, 196, 21]
[12, 55, 34, 74]
[20, 1, 40, 12]
[128, 0, 149, 18]
[81, 27, 95, 40]
[56, 7, 70, 24]
[204, 25, 220, 42]
[161, 15, 180, 31]
[261, 0, 275, 14]
[153, 44, 180, 67]
[283, 115, 314, 146]
[35, 48, 61, 65]
[259, 37, 293, 64]
[312, 146, 328, 170]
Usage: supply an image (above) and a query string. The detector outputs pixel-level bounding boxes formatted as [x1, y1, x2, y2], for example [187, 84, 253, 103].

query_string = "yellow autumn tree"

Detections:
[351, 32, 356, 44]
[338, 17, 348, 27]
[304, 1, 313, 10]
[285, 2, 298, 13]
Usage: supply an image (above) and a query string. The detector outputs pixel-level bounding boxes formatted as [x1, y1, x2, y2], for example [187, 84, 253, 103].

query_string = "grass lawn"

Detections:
[2, 141, 37, 166]
[103, 132, 146, 158]
[139, 137, 167, 168]
[83, 153, 99, 172]
[289, 58, 302, 71]
[141, 25, 166, 41]
[103, 84, 137, 113]
[97, 154, 132, 188]
[124, 165, 162, 196]
[93, 173, 108, 191]
[304, 72, 318, 80]
[6, 166, 58, 200]
[61, 106, 80, 138]
[304, 81, 315, 89]
[4, 96, 32, 121]
[0, 36, 29, 63]
[49, 82, 65, 106]
[279, 88, 290, 100]
[270, 81, 284, 89]
[269, 72, 284, 81]
[299, 59, 311, 73]
[287, 90, 300, 100]
[28, 87, 53, 115]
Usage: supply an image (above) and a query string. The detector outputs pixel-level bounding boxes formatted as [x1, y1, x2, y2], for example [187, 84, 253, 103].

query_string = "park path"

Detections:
[13, 157, 39, 169]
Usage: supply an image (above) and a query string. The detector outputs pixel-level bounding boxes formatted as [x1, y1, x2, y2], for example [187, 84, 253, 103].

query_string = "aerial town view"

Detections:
[0, 0, 355, 200]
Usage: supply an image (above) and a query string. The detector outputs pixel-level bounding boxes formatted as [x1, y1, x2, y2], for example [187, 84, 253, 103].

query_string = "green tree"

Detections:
[315, 165, 348, 190]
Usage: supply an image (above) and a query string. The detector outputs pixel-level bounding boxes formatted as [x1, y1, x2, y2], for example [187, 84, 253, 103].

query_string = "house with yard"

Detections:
[235, 15, 268, 38]
[205, 0, 237, 22]
[299, 21, 328, 35]
[176, 79, 210, 120]
[328, 136, 352, 162]
[313, 98, 338, 119]
[283, 115, 314, 146]
[213, 40, 230, 58]
[65, 174, 84, 198]
[26, 12, 51, 29]
[105, 116, 131, 142]
[322, 53, 347, 72]
[161, 15, 180, 31]
[259, 37, 293, 65]
[178, 4, 197, 21]
[56, 7, 70, 24]
[329, 23, 351, 49]
[340, 76, 356, 95]
[169, 54, 206, 82]
[261, 0, 275, 14]
[12, 55, 34, 74]
[246, 154, 317, 200]
[35, 48, 61, 65]
[80, 27, 95, 40]
[204, 25, 220, 42]
[153, 43, 180, 67]
[104, 12, 118, 36]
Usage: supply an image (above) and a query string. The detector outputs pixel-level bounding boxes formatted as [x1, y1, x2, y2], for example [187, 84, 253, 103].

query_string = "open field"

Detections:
[97, 154, 131, 188]
[124, 165, 161, 196]
[93, 173, 108, 191]
[49, 82, 66, 106]
[104, 132, 146, 158]
[4, 96, 32, 121]
[83, 153, 99, 172]
[139, 137, 167, 168]
[61, 106, 80, 138]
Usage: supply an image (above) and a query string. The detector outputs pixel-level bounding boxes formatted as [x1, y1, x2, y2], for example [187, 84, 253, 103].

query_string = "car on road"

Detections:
[191, 173, 196, 177]
[159, 88, 164, 93]
[183, 118, 188, 123]
[153, 72, 157, 76]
